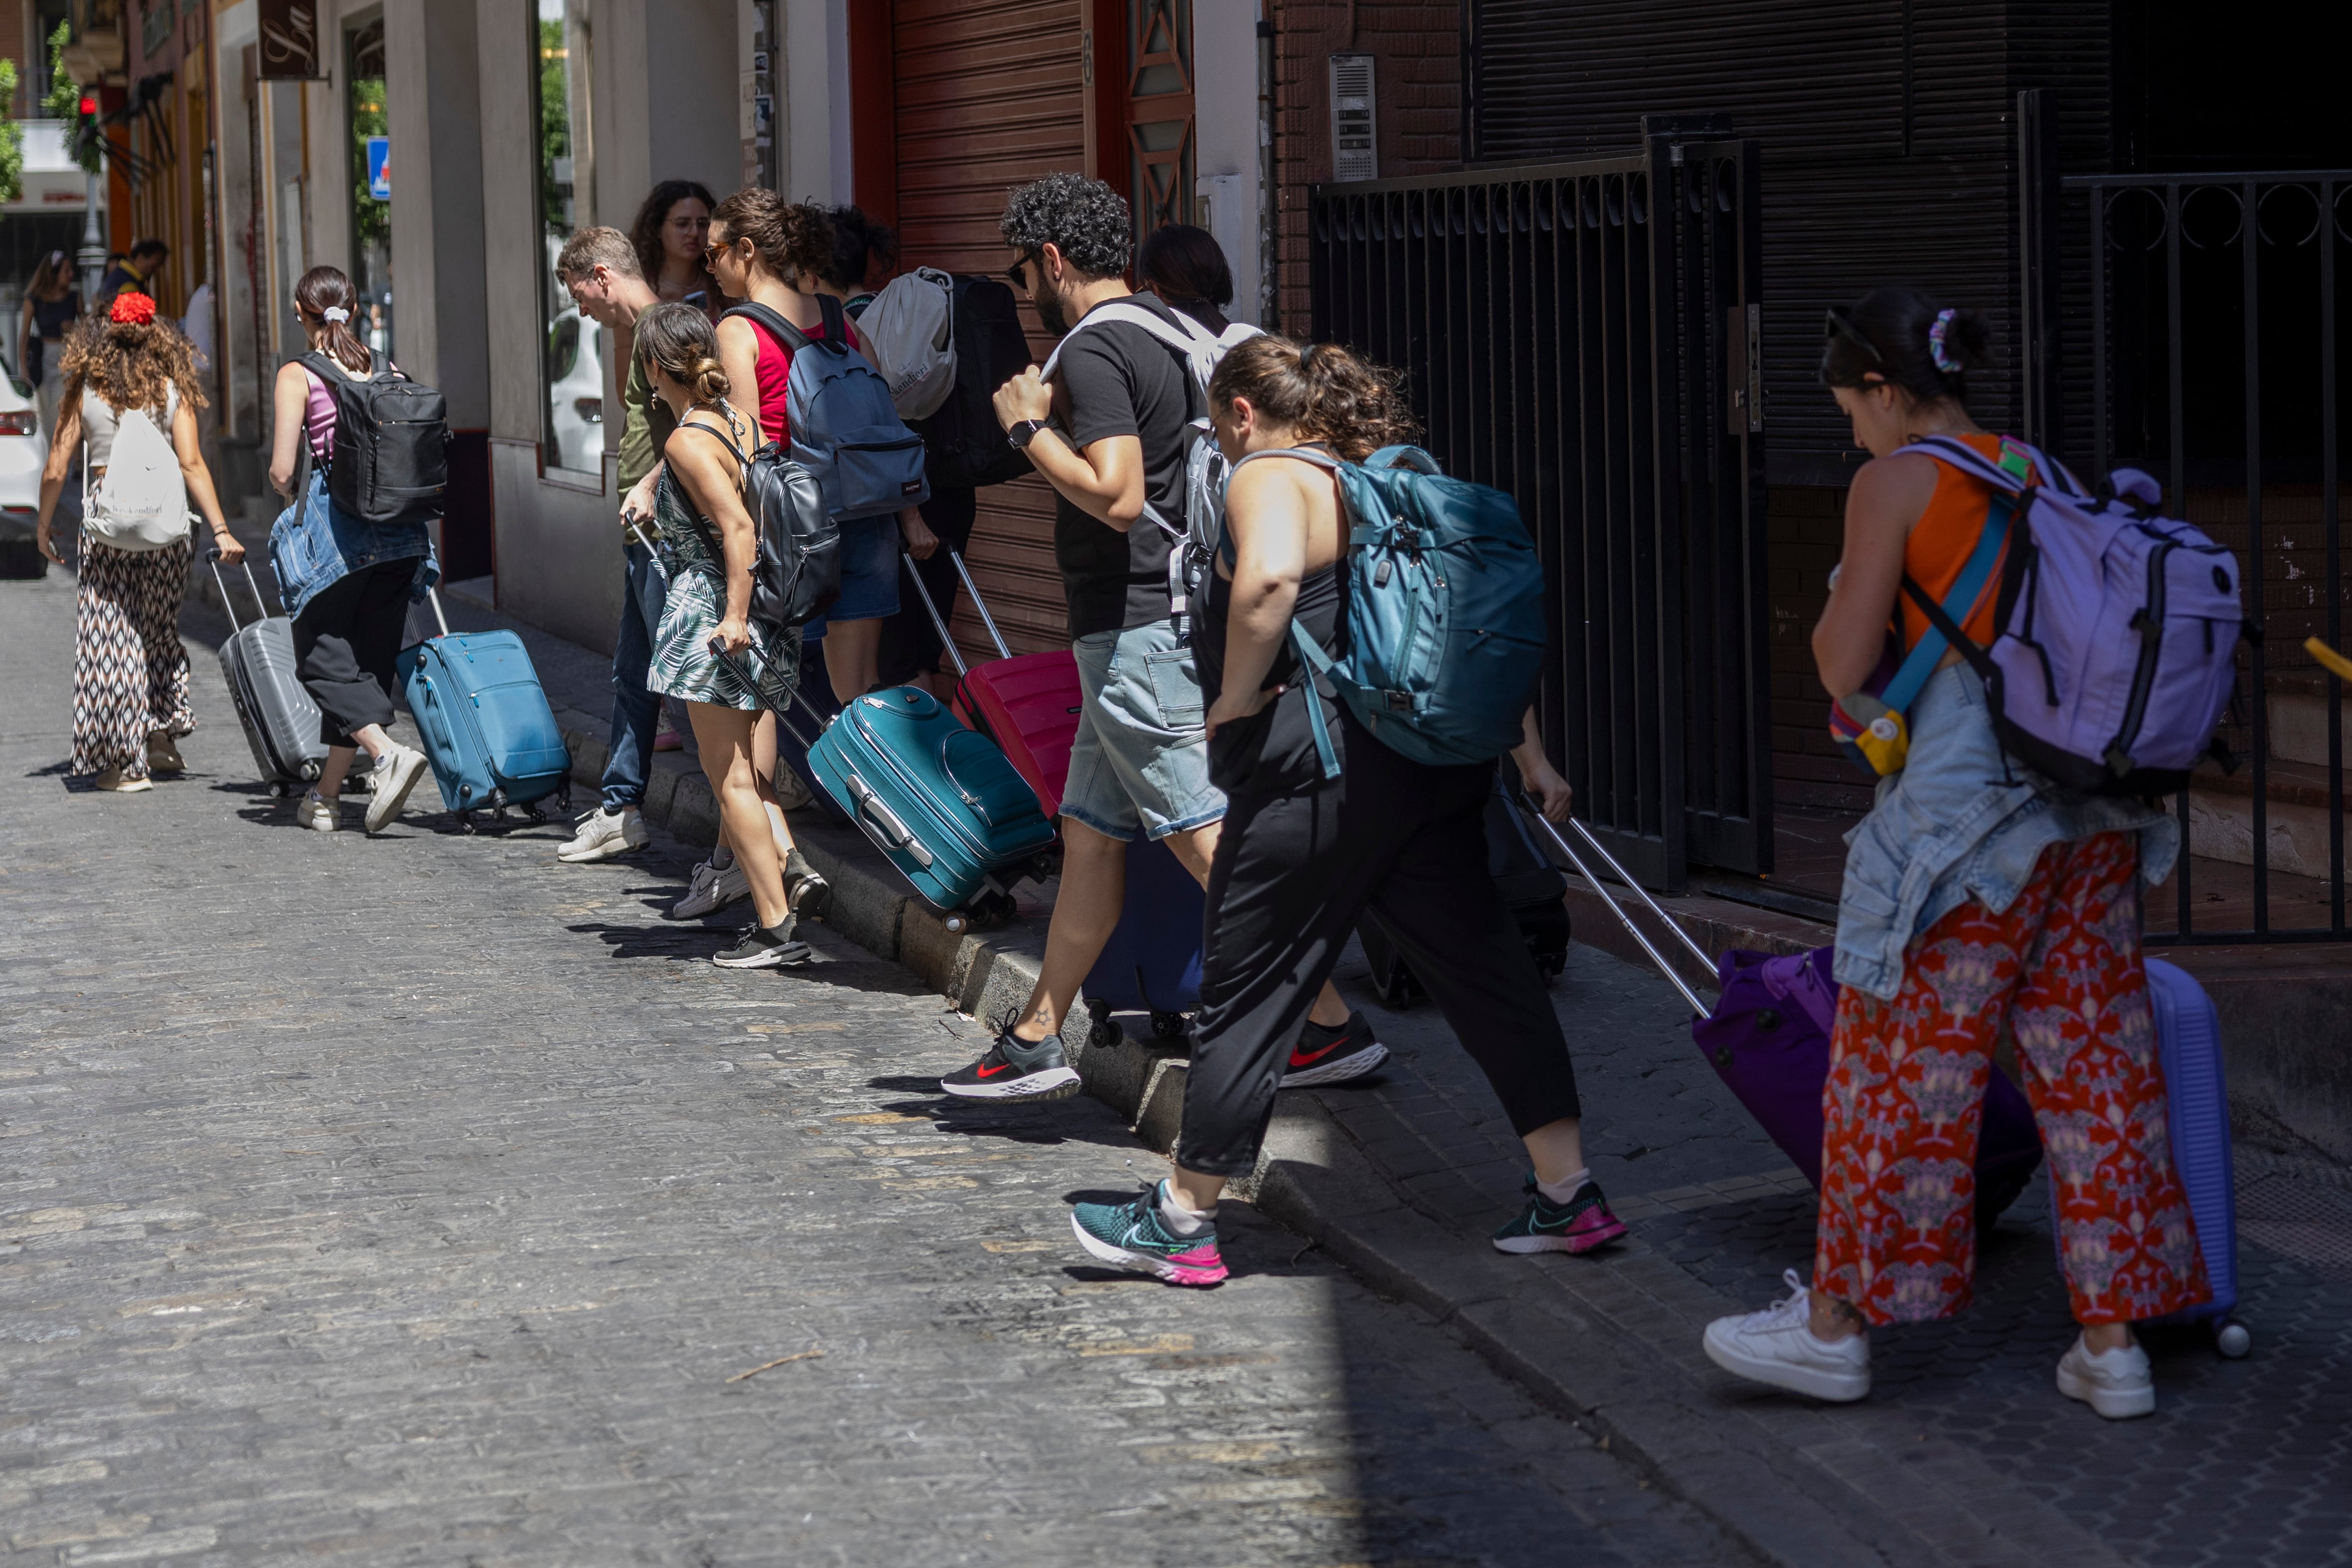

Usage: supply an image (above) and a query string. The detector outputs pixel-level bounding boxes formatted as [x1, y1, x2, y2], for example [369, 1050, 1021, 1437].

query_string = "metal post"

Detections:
[77, 168, 107, 309]
[2170, 182, 2193, 938]
[2324, 177, 2343, 935]
[2017, 90, 2063, 455]
[2243, 179, 2267, 936]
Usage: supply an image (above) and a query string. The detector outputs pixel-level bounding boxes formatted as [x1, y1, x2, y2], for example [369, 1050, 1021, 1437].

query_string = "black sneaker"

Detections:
[940, 1029, 1081, 1101]
[784, 848, 832, 922]
[713, 919, 814, 969]
[1279, 1010, 1390, 1088]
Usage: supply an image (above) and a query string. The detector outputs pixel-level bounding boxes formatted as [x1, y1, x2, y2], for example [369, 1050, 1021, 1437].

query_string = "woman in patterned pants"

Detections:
[35, 295, 244, 792]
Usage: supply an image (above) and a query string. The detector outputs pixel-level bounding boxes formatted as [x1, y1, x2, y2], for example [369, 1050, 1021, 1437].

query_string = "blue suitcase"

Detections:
[804, 683, 1057, 913]
[394, 593, 572, 829]
[1081, 835, 1206, 1045]
[2046, 956, 2249, 1357]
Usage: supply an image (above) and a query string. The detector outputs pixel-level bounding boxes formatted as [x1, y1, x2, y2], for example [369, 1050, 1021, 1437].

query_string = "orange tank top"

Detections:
[1897, 433, 2036, 654]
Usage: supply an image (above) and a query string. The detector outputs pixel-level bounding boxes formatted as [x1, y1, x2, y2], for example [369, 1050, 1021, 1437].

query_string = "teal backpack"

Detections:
[1250, 445, 1548, 776]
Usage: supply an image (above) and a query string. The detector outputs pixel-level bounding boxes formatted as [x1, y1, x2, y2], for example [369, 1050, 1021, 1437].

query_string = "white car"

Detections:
[0, 355, 46, 576]
[546, 307, 606, 475]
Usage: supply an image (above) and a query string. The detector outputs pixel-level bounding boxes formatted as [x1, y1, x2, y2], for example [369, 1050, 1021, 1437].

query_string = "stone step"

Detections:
[2188, 757, 2352, 879]
[2268, 667, 2352, 768]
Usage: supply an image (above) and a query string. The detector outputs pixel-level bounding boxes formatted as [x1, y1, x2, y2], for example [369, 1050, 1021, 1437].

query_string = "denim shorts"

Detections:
[807, 516, 901, 633]
[1061, 620, 1228, 842]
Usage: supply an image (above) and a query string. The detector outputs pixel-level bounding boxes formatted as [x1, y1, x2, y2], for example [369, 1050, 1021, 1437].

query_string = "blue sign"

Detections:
[365, 136, 391, 201]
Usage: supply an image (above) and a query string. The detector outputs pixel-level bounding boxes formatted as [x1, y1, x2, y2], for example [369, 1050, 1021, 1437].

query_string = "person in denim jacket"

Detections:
[267, 265, 438, 835]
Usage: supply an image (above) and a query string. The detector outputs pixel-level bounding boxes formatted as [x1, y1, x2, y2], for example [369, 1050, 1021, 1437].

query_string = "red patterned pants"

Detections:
[1814, 830, 2210, 1328]
[71, 535, 193, 779]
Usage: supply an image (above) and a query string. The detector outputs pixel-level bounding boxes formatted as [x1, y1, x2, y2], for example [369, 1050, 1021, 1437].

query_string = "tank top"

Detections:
[300, 353, 385, 461]
[1897, 432, 2038, 655]
[79, 384, 179, 469]
[1194, 446, 1349, 796]
[746, 314, 857, 445]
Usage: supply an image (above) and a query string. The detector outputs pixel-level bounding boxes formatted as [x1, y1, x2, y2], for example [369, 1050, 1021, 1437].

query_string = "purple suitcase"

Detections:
[1691, 947, 2044, 1226]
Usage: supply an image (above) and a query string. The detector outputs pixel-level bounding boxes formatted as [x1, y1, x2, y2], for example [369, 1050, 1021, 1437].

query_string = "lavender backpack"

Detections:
[1897, 436, 2244, 796]
[1690, 947, 2044, 1225]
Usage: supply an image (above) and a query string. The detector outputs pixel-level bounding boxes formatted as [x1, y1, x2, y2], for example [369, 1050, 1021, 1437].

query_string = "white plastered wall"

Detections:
[778, 0, 848, 204]
[1192, 0, 1263, 325]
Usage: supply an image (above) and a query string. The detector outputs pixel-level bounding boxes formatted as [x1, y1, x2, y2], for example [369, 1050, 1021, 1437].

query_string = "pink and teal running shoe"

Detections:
[1070, 1182, 1229, 1287]
[1491, 1174, 1629, 1255]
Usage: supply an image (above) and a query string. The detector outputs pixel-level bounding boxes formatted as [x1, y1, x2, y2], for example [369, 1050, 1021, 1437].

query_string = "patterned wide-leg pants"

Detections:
[1814, 830, 2211, 1328]
[71, 535, 194, 780]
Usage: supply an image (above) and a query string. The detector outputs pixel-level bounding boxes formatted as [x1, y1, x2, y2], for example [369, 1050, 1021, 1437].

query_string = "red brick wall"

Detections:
[1270, 1, 1461, 335]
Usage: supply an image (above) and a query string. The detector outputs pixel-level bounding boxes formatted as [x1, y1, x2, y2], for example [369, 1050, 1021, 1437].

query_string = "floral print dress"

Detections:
[645, 418, 799, 714]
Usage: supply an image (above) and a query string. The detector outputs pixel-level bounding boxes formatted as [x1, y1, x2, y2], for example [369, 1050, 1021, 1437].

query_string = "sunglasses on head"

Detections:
[1824, 307, 1885, 366]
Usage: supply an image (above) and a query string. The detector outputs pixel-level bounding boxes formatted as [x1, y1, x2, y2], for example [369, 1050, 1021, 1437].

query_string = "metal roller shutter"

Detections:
[891, 0, 1085, 655]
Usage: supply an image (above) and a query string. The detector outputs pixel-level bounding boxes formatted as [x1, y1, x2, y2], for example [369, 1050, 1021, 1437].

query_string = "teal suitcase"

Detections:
[395, 594, 572, 830]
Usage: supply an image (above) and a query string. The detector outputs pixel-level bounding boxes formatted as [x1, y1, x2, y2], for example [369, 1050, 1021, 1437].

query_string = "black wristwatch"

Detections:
[1007, 418, 1050, 450]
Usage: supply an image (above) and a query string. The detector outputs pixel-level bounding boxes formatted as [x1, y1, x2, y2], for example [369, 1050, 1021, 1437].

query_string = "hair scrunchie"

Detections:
[322, 305, 351, 324]
[108, 291, 158, 326]
[1928, 307, 1962, 374]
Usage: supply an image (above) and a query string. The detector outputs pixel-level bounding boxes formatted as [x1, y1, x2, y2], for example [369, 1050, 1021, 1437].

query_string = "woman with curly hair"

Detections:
[35, 293, 241, 792]
[629, 180, 719, 316]
[263, 265, 437, 834]
[1066, 335, 1619, 1288]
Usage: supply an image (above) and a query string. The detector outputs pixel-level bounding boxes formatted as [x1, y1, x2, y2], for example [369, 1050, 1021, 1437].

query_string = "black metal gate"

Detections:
[2032, 159, 2352, 943]
[1309, 136, 1767, 891]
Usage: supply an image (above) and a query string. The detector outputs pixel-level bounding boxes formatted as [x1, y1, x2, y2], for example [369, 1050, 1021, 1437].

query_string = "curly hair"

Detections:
[635, 301, 731, 406]
[58, 316, 209, 419]
[999, 173, 1132, 280]
[1207, 336, 1416, 464]
[710, 188, 833, 286]
[630, 179, 718, 294]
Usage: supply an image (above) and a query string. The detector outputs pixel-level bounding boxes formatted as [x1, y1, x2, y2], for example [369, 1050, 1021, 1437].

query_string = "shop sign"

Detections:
[258, 0, 330, 79]
[366, 137, 391, 200]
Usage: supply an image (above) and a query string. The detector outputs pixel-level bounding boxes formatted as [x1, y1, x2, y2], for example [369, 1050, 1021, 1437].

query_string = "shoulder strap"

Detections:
[1039, 299, 1216, 381]
[1229, 444, 1345, 476]
[674, 411, 754, 476]
[816, 291, 850, 353]
[723, 301, 812, 355]
[1877, 490, 2015, 715]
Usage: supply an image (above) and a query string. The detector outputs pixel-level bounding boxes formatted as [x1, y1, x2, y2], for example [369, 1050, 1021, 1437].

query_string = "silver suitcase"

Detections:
[211, 556, 329, 796]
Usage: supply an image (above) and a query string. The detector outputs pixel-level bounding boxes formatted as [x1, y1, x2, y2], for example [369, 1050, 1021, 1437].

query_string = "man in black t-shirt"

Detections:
[939, 175, 1364, 1105]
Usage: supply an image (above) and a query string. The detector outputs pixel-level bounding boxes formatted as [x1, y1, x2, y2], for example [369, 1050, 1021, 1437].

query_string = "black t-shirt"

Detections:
[1049, 294, 1197, 639]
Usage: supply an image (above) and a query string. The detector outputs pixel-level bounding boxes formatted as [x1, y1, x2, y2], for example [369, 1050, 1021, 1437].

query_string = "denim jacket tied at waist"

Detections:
[269, 466, 437, 622]
[1833, 661, 2180, 1002]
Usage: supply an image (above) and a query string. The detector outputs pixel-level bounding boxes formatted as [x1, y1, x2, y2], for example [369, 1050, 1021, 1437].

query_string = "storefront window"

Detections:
[534, 0, 599, 476]
[347, 19, 392, 363]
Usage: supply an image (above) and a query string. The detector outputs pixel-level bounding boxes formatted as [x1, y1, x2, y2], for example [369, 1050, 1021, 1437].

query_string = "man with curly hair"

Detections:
[939, 174, 1366, 1104]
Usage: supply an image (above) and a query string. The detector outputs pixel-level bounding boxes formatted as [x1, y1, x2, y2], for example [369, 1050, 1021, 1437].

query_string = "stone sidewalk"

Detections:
[191, 566, 2352, 1567]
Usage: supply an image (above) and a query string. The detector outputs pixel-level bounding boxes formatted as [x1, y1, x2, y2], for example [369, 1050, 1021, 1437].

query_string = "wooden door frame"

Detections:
[1083, 0, 1130, 206]
[847, 0, 896, 225]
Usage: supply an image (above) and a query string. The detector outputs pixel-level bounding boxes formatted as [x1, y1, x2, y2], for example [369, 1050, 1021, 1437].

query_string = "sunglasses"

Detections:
[1823, 307, 1884, 366]
[704, 238, 739, 269]
[1003, 249, 1041, 288]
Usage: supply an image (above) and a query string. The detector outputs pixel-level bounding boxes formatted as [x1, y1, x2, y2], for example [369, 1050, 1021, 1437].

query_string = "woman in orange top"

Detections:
[1698, 286, 2206, 1422]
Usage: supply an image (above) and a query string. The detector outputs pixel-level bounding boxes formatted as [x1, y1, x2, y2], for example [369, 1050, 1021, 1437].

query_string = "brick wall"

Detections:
[1269, 1, 1461, 335]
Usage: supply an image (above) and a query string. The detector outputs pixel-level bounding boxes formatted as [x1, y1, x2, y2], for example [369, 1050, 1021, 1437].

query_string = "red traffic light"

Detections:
[78, 95, 97, 116]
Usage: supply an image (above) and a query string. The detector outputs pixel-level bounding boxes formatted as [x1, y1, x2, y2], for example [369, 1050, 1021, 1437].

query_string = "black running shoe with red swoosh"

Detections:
[1279, 1010, 1389, 1088]
[940, 1028, 1082, 1101]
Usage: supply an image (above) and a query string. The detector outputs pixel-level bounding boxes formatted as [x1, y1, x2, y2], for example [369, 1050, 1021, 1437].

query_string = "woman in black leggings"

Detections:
[1069, 337, 1627, 1285]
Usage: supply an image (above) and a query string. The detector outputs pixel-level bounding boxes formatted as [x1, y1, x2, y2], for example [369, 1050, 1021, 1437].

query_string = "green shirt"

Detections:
[615, 338, 676, 501]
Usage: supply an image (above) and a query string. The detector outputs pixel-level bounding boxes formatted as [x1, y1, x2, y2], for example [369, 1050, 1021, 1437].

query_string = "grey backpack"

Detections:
[724, 296, 931, 522]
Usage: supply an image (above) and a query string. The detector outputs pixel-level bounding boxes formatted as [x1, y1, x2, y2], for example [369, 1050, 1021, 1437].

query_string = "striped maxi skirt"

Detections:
[71, 534, 194, 780]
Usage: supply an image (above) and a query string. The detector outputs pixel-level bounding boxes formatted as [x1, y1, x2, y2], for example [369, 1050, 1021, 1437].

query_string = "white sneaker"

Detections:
[1701, 1268, 1873, 1402]
[296, 789, 340, 832]
[364, 745, 431, 834]
[558, 805, 650, 863]
[2056, 1334, 2156, 1420]
[668, 854, 750, 920]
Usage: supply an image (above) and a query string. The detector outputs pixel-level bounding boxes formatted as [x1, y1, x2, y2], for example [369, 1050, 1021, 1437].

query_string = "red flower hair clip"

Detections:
[109, 292, 158, 326]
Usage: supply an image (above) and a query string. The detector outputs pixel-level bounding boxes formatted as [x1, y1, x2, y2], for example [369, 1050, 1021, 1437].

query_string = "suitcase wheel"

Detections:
[1084, 997, 1123, 1049]
[962, 888, 1019, 929]
[269, 780, 289, 798]
[459, 810, 479, 835]
[2217, 1319, 2252, 1359]
[1151, 1010, 1187, 1041]
[526, 805, 548, 825]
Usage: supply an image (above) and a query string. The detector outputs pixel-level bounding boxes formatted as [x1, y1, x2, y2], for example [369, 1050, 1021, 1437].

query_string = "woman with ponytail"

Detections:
[1067, 335, 1626, 1288]
[632, 302, 816, 969]
[1698, 286, 2206, 1422]
[263, 265, 437, 835]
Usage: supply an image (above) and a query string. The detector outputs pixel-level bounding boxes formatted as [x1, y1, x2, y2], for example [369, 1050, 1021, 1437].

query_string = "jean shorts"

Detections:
[1061, 619, 1228, 842]
[806, 516, 901, 635]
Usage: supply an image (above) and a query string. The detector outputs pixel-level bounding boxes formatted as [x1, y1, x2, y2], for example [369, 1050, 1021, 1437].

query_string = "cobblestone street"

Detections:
[0, 571, 1738, 1565]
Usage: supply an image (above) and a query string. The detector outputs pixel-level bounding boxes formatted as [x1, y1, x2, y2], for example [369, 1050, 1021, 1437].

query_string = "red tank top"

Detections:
[748, 315, 859, 445]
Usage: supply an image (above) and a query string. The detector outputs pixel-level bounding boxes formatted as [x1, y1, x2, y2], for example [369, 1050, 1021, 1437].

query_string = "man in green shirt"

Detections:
[551, 227, 668, 864]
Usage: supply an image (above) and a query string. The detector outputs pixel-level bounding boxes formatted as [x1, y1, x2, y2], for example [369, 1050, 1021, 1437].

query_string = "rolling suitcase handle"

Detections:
[900, 552, 972, 678]
[708, 636, 838, 754]
[1508, 786, 1715, 1016]
[205, 547, 272, 636]
[944, 550, 1014, 661]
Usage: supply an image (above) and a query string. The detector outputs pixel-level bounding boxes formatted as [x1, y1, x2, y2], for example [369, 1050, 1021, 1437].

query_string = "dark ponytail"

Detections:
[1819, 285, 1990, 407]
[294, 265, 372, 374]
[1207, 335, 1418, 463]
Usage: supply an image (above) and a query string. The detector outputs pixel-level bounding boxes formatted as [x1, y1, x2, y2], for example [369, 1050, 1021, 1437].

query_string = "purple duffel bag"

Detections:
[1690, 946, 2044, 1226]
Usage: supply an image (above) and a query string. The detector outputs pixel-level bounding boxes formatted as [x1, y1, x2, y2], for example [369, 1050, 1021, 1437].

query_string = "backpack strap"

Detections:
[815, 291, 851, 355]
[1226, 443, 1350, 782]
[1876, 492, 2015, 717]
[723, 300, 814, 355]
[667, 410, 757, 563]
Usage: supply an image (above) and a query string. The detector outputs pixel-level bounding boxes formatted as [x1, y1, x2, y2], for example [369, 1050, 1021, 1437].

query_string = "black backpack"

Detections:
[298, 352, 451, 527]
[911, 275, 1036, 490]
[675, 418, 840, 632]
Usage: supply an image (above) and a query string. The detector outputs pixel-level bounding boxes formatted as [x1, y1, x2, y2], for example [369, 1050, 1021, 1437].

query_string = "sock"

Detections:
[1535, 1167, 1592, 1206]
[712, 845, 735, 871]
[786, 846, 813, 881]
[1156, 1180, 1214, 1238]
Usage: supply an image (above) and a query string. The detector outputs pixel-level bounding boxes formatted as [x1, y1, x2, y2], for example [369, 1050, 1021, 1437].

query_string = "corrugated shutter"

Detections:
[892, 0, 1084, 654]
[1469, 0, 2108, 481]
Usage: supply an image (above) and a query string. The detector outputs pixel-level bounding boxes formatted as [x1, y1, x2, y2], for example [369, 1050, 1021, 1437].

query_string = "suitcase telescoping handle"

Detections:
[900, 552, 971, 677]
[708, 636, 837, 753]
[424, 585, 452, 639]
[944, 550, 1014, 661]
[1509, 785, 1717, 1017]
[205, 543, 272, 634]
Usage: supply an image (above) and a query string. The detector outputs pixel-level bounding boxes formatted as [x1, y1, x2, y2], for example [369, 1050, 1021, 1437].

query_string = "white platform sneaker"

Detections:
[1701, 1268, 1873, 1403]
[2056, 1334, 2156, 1420]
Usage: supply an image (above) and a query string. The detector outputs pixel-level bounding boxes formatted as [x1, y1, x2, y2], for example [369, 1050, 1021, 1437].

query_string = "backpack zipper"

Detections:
[2103, 534, 2175, 778]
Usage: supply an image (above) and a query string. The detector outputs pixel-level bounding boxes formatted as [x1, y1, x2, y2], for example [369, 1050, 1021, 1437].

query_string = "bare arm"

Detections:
[1511, 708, 1573, 821]
[668, 420, 758, 652]
[34, 399, 83, 563]
[1812, 452, 1939, 698]
[268, 360, 312, 496]
[1204, 460, 1311, 737]
[172, 396, 242, 564]
[991, 365, 1144, 530]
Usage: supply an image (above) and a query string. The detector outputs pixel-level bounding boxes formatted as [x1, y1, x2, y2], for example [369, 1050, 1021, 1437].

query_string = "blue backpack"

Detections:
[725, 295, 931, 521]
[1244, 445, 1547, 776]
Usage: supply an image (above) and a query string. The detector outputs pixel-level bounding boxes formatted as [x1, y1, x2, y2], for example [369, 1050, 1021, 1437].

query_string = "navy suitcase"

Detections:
[394, 591, 572, 829]
[802, 683, 1057, 914]
[1081, 835, 1207, 1046]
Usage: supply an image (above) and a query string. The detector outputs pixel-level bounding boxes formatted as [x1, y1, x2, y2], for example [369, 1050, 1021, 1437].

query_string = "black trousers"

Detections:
[878, 487, 979, 687]
[1179, 709, 1585, 1178]
[292, 560, 414, 746]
